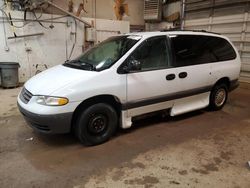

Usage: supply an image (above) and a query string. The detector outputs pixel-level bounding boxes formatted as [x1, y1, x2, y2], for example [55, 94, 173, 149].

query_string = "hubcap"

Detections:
[215, 88, 226, 107]
[88, 114, 107, 134]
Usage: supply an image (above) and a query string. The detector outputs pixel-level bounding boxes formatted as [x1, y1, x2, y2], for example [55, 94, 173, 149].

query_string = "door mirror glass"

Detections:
[123, 59, 142, 73]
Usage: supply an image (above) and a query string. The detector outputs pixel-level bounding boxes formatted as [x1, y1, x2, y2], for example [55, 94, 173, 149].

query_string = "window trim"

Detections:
[117, 35, 172, 74]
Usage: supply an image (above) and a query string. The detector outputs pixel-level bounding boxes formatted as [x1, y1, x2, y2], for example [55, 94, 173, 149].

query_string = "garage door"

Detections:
[184, 0, 250, 83]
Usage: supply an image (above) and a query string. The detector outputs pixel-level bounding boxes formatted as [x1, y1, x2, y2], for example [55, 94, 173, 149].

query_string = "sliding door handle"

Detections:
[166, 74, 176, 81]
[179, 72, 187, 79]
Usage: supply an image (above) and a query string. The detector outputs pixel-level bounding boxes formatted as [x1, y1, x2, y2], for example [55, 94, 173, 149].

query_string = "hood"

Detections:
[24, 65, 98, 95]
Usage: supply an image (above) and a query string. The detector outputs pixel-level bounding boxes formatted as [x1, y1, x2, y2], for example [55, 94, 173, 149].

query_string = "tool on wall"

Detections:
[68, 0, 73, 12]
[76, 0, 88, 17]
[46, 0, 91, 26]
[114, 0, 129, 20]
[35, 64, 48, 74]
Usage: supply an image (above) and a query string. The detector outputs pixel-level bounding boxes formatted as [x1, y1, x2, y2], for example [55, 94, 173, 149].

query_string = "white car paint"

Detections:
[24, 65, 99, 96]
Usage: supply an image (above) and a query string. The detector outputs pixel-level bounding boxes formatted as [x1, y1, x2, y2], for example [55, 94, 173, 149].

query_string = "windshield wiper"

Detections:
[66, 59, 96, 71]
[79, 61, 96, 71]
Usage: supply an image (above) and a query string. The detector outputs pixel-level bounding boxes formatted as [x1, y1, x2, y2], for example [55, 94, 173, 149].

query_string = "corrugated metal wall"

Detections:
[184, 0, 250, 82]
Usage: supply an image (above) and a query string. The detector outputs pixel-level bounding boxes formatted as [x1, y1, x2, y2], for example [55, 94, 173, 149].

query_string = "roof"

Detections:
[128, 30, 223, 39]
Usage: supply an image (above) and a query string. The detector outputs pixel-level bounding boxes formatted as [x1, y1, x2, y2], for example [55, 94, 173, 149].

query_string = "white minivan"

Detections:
[18, 31, 241, 145]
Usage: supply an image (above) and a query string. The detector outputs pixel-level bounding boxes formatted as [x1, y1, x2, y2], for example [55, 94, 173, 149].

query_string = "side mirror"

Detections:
[123, 59, 142, 73]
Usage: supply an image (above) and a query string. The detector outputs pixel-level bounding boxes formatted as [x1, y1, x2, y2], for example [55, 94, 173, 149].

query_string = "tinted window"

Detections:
[128, 36, 169, 71]
[213, 38, 236, 61]
[171, 35, 236, 67]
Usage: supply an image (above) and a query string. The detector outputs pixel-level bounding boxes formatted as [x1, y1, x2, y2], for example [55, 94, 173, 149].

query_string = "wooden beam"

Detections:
[46, 1, 92, 27]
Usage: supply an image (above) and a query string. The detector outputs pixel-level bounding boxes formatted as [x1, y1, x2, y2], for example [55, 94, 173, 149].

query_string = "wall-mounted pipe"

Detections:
[8, 32, 44, 39]
[180, 0, 185, 30]
[0, 17, 67, 24]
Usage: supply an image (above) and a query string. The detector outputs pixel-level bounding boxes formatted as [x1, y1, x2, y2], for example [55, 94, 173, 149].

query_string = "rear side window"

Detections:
[170, 35, 236, 67]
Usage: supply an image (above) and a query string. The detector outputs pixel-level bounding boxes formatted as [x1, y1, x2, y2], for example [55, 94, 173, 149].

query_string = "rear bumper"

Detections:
[229, 79, 239, 92]
[18, 103, 73, 134]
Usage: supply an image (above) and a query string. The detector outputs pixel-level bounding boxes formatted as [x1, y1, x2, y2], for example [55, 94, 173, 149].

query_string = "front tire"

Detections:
[209, 83, 228, 111]
[74, 103, 118, 146]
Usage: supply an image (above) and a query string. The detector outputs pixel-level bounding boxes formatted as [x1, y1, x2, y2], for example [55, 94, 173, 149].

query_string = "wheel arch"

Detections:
[71, 95, 122, 131]
[209, 77, 229, 110]
[213, 77, 230, 89]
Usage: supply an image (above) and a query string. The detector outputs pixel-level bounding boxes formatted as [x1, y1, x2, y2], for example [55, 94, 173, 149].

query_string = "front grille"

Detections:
[20, 88, 33, 104]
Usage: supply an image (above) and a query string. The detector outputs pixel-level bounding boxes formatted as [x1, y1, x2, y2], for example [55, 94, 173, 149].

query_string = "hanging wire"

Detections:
[0, 8, 30, 28]
[0, 2, 54, 29]
[68, 18, 78, 59]
[0, 15, 69, 23]
[32, 9, 50, 29]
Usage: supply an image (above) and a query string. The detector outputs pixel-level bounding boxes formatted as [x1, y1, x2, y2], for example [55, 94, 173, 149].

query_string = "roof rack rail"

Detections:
[160, 29, 221, 35]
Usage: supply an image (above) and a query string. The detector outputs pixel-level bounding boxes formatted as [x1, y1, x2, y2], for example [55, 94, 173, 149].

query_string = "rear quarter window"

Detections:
[212, 37, 237, 61]
[170, 35, 237, 67]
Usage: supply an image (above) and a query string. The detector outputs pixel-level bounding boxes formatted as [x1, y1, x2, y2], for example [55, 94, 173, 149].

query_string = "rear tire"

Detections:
[209, 83, 228, 111]
[74, 103, 118, 146]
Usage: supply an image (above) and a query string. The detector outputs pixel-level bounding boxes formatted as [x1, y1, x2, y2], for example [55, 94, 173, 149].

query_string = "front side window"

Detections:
[64, 35, 140, 71]
[127, 36, 169, 71]
[170, 35, 237, 67]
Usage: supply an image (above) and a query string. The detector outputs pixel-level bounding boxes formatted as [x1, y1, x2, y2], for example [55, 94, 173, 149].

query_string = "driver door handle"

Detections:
[166, 74, 176, 81]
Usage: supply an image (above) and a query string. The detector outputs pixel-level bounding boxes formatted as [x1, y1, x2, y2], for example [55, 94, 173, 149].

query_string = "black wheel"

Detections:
[209, 83, 228, 111]
[74, 103, 118, 146]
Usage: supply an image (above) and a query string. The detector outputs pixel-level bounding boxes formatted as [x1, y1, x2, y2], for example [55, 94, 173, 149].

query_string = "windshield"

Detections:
[64, 35, 141, 71]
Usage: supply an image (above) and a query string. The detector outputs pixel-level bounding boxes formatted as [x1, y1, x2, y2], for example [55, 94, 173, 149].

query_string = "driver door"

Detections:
[123, 36, 182, 117]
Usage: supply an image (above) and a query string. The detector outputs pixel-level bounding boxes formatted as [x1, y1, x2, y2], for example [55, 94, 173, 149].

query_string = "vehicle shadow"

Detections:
[33, 132, 79, 147]
[34, 109, 206, 147]
[118, 109, 205, 135]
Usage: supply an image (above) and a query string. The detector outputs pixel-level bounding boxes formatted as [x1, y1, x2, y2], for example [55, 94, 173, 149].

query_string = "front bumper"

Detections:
[18, 103, 73, 134]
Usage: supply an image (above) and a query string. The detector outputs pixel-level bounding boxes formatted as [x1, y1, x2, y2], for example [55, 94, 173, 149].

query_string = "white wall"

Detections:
[0, 10, 129, 83]
[0, 11, 84, 83]
[82, 17, 129, 43]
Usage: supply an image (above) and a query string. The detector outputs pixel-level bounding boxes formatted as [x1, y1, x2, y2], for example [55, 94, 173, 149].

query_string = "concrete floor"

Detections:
[0, 84, 250, 188]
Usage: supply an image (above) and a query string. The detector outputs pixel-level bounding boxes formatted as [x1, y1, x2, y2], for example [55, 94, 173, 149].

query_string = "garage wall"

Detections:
[0, 11, 81, 83]
[82, 17, 129, 43]
[48, 0, 145, 26]
[184, 0, 250, 83]
[0, 10, 129, 83]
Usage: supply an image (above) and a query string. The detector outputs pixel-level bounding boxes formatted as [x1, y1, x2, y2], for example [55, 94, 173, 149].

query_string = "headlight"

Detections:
[36, 96, 69, 106]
